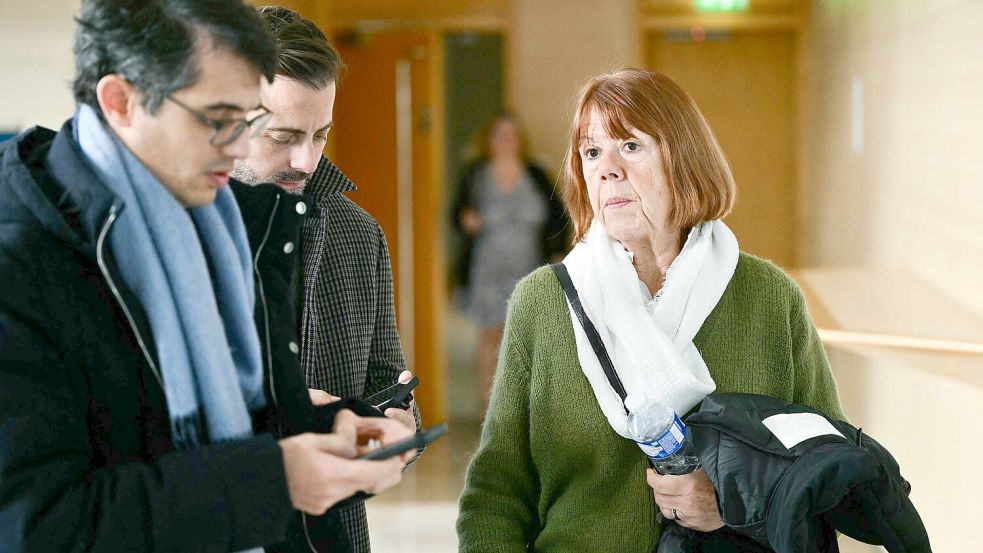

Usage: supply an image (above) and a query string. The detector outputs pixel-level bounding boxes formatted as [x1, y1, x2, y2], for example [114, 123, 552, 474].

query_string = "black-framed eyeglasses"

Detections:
[168, 96, 272, 147]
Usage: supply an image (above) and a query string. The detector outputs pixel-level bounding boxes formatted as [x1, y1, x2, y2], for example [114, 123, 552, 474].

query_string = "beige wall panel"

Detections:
[511, 0, 641, 173]
[828, 346, 982, 552]
[648, 31, 798, 266]
[802, 0, 983, 317]
[0, 0, 79, 131]
[803, 3, 983, 549]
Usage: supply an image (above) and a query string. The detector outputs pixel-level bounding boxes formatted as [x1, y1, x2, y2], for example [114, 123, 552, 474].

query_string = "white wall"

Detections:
[0, 0, 80, 131]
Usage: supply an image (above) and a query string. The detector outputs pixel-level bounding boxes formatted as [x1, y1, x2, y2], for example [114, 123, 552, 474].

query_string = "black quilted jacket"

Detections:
[658, 393, 932, 553]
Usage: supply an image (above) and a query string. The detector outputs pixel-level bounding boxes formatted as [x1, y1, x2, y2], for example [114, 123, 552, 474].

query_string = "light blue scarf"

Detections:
[74, 104, 265, 449]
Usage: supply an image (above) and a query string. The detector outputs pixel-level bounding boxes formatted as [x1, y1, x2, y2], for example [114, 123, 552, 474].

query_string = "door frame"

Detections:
[299, 6, 512, 423]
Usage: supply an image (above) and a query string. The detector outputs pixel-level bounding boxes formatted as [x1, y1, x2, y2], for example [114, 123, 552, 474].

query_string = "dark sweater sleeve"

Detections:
[457, 277, 540, 552]
[451, 163, 483, 287]
[0, 309, 293, 552]
[451, 163, 480, 234]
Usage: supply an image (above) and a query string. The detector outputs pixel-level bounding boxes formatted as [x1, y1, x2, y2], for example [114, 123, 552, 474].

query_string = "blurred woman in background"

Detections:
[452, 114, 567, 410]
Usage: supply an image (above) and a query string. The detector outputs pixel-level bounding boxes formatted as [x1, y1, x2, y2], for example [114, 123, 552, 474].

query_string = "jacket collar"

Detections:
[304, 156, 356, 205]
[47, 119, 121, 247]
[2, 119, 119, 255]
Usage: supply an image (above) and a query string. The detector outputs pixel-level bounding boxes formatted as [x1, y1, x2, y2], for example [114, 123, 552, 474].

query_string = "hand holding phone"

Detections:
[359, 423, 448, 460]
[366, 376, 419, 411]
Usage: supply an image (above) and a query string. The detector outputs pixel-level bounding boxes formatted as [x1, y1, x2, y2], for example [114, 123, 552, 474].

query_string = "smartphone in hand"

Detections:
[365, 376, 419, 411]
[359, 423, 447, 460]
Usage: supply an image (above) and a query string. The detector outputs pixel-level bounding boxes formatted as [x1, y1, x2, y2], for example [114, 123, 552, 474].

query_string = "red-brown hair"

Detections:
[563, 68, 736, 242]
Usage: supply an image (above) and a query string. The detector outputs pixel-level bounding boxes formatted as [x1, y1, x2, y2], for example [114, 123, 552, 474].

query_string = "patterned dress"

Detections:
[468, 164, 548, 327]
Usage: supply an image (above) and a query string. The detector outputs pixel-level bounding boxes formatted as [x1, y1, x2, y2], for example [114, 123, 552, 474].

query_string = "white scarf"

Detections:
[562, 219, 739, 438]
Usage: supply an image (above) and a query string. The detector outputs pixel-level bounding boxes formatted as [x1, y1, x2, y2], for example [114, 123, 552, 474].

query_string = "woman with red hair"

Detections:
[457, 69, 844, 551]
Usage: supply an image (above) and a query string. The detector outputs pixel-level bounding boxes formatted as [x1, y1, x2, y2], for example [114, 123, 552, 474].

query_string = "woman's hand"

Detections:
[647, 468, 725, 532]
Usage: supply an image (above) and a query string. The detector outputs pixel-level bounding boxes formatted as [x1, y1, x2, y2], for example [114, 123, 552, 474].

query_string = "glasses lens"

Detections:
[250, 111, 273, 137]
[211, 122, 243, 147]
[211, 111, 272, 147]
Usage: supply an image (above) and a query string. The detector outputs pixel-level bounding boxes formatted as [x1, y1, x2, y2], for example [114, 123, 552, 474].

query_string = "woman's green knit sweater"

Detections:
[457, 254, 845, 552]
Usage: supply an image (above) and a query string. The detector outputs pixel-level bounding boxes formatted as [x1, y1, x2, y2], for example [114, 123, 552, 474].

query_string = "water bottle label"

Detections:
[634, 413, 687, 460]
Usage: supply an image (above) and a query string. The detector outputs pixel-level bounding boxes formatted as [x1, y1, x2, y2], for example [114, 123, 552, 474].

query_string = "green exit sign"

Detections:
[695, 0, 750, 12]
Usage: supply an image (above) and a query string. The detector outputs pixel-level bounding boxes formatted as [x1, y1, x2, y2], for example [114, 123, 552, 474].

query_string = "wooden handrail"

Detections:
[817, 329, 983, 355]
[792, 266, 983, 357]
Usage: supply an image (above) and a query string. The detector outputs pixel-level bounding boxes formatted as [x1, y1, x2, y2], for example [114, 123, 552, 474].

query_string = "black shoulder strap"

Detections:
[551, 263, 629, 412]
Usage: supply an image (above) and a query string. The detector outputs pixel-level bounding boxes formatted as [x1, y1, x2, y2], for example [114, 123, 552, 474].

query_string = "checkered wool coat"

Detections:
[299, 157, 418, 552]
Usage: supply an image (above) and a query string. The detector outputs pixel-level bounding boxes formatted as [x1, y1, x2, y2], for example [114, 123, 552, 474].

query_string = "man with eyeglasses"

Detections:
[0, 1, 412, 551]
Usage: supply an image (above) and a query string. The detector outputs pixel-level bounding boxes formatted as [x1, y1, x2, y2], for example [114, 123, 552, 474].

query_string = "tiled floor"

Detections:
[365, 419, 482, 552]
[365, 502, 460, 551]
[364, 302, 484, 551]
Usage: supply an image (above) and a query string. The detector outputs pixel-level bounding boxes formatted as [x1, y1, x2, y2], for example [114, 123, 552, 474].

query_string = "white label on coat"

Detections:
[762, 413, 845, 450]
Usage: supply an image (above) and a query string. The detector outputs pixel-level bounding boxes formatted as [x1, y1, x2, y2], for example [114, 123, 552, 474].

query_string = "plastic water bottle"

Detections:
[625, 394, 701, 475]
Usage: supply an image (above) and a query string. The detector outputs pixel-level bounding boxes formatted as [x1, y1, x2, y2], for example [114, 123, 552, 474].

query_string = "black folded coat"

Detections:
[657, 393, 931, 553]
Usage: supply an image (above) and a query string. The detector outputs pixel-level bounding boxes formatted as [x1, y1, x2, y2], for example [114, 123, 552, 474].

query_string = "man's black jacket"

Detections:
[230, 179, 358, 553]
[657, 393, 931, 553]
[0, 122, 332, 552]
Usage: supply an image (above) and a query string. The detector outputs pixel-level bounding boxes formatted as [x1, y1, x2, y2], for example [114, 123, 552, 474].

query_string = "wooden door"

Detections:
[647, 30, 798, 267]
[332, 29, 446, 423]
